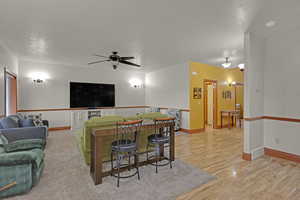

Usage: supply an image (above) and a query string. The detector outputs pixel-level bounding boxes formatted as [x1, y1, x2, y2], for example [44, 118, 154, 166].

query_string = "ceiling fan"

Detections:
[88, 51, 141, 70]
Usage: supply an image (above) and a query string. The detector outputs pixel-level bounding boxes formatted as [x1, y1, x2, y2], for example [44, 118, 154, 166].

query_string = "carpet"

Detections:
[8, 131, 215, 200]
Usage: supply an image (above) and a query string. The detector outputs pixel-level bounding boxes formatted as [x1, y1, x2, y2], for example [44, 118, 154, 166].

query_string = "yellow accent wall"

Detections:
[190, 62, 244, 130]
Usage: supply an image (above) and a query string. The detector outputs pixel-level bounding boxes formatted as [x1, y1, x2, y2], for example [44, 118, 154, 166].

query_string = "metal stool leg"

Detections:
[135, 152, 140, 180]
[117, 152, 120, 187]
[128, 153, 131, 171]
[111, 152, 114, 176]
[155, 144, 159, 173]
[146, 143, 149, 161]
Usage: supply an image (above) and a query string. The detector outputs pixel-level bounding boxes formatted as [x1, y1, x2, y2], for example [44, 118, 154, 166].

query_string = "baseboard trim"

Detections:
[190, 128, 205, 134]
[179, 128, 190, 133]
[244, 116, 264, 121]
[48, 126, 71, 131]
[216, 125, 238, 129]
[242, 152, 252, 161]
[179, 128, 205, 134]
[251, 147, 264, 160]
[244, 116, 300, 123]
[264, 148, 300, 163]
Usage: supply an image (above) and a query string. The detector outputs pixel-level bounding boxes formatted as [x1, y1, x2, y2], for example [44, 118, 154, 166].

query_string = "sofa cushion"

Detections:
[85, 115, 124, 126]
[0, 136, 4, 154]
[0, 148, 44, 167]
[90, 115, 123, 121]
[124, 115, 140, 121]
[0, 135, 45, 153]
[0, 127, 46, 143]
[0, 128, 46, 152]
[138, 112, 168, 120]
[0, 117, 19, 129]
[8, 115, 23, 123]
[19, 119, 35, 127]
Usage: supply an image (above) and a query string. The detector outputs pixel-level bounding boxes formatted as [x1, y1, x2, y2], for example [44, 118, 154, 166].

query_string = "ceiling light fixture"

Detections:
[265, 20, 276, 28]
[238, 63, 245, 71]
[222, 57, 231, 68]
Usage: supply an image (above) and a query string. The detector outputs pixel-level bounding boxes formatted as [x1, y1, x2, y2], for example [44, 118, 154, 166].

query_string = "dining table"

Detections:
[220, 110, 239, 129]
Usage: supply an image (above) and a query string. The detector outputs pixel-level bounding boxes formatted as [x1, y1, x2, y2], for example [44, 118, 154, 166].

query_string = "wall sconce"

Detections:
[29, 72, 49, 84]
[226, 81, 236, 87]
[33, 78, 44, 84]
[129, 78, 143, 88]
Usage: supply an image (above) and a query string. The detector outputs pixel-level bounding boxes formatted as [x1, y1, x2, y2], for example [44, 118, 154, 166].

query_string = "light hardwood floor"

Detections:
[176, 128, 300, 200]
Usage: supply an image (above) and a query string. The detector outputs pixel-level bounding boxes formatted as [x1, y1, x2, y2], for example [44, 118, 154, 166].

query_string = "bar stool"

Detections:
[146, 117, 175, 173]
[110, 120, 143, 187]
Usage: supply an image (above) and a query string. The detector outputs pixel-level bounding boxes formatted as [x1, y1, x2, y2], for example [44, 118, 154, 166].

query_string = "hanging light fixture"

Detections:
[238, 63, 245, 71]
[222, 57, 231, 68]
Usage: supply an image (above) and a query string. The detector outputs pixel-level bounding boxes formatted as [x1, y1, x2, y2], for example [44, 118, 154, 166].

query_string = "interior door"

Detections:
[5, 71, 17, 116]
[207, 85, 214, 126]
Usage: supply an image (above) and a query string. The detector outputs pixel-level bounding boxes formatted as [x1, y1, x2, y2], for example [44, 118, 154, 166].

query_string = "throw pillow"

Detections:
[0, 117, 19, 129]
[0, 134, 45, 152]
[19, 119, 35, 127]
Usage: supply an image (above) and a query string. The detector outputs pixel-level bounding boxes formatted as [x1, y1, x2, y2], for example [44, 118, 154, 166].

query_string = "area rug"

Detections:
[8, 131, 215, 200]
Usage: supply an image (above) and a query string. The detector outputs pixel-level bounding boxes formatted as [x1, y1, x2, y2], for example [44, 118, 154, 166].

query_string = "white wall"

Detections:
[145, 63, 189, 109]
[245, 27, 300, 157]
[18, 60, 146, 127]
[244, 32, 265, 157]
[145, 63, 190, 129]
[0, 43, 18, 116]
[19, 60, 145, 109]
[263, 28, 300, 155]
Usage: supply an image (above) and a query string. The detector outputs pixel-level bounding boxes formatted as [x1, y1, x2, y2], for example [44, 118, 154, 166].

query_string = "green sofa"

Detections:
[75, 112, 168, 165]
[0, 116, 46, 198]
[0, 147, 45, 198]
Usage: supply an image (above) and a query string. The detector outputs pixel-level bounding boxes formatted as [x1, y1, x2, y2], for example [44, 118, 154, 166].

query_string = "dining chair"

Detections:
[234, 104, 243, 128]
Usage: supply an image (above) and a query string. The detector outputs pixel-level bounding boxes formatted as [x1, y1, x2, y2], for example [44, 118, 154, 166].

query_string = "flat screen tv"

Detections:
[70, 82, 115, 108]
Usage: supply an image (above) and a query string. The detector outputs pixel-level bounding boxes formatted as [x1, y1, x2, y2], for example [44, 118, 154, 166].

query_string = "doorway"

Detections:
[203, 80, 217, 129]
[5, 69, 17, 116]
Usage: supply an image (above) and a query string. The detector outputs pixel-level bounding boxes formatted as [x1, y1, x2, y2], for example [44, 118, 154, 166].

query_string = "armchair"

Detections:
[0, 148, 45, 198]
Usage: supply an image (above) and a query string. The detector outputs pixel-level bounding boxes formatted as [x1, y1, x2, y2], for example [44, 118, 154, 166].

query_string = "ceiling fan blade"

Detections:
[119, 60, 141, 67]
[120, 56, 134, 60]
[88, 60, 110, 65]
[93, 54, 109, 58]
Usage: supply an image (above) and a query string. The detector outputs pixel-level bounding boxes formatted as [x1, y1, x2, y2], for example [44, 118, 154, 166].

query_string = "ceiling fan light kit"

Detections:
[222, 57, 231, 68]
[88, 51, 141, 70]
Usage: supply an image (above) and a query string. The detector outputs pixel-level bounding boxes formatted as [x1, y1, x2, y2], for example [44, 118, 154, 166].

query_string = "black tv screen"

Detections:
[70, 82, 115, 108]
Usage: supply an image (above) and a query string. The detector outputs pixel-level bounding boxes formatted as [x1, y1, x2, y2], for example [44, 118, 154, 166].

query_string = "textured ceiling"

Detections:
[0, 0, 264, 71]
[248, 0, 300, 38]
